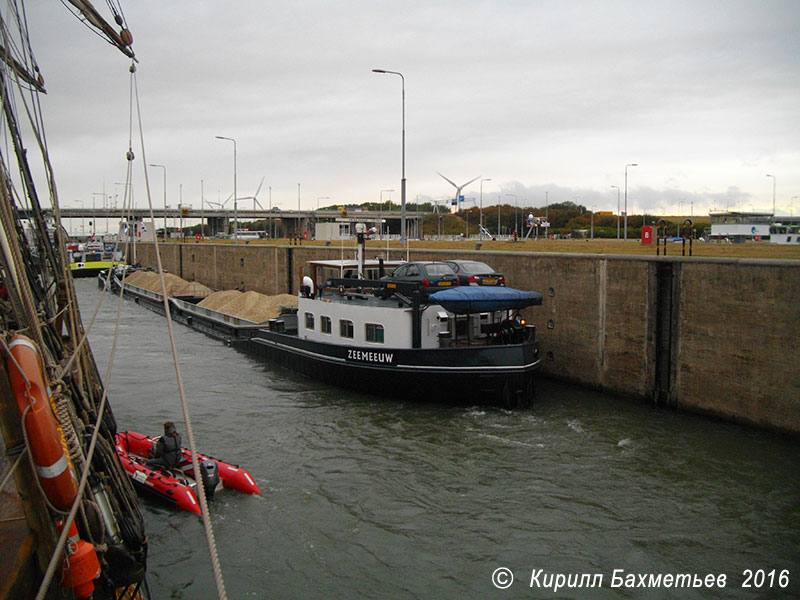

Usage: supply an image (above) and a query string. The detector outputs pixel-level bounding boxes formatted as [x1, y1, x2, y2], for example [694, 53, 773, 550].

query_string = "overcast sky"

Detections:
[21, 0, 800, 218]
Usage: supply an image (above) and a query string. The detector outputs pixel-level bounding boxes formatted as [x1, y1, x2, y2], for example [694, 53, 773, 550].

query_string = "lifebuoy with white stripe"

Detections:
[6, 335, 78, 511]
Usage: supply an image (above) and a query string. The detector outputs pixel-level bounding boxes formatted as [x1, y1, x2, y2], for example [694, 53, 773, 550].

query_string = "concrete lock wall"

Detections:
[135, 243, 800, 434]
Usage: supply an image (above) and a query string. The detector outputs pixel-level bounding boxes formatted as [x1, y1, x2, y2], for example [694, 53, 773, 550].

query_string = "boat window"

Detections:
[305, 312, 315, 330]
[321, 315, 331, 334]
[339, 319, 354, 339]
[365, 323, 384, 343]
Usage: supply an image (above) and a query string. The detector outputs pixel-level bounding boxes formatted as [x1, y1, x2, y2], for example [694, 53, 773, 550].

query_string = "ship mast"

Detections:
[64, 0, 136, 59]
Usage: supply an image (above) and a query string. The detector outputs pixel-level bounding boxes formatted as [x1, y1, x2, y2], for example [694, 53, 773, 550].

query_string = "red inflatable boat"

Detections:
[115, 431, 261, 514]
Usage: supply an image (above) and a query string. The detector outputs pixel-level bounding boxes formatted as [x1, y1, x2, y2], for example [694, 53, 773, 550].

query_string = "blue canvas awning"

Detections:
[429, 286, 543, 313]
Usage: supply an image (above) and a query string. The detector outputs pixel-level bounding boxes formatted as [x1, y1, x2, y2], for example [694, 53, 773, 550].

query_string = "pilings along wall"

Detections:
[138, 243, 800, 434]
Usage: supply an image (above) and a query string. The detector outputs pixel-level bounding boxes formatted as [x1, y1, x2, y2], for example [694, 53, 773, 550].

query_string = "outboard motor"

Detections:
[200, 460, 220, 500]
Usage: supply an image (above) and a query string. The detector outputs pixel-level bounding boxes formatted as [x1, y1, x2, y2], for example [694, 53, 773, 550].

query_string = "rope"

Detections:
[0, 446, 26, 495]
[34, 196, 137, 597]
[0, 8, 145, 599]
[130, 63, 228, 600]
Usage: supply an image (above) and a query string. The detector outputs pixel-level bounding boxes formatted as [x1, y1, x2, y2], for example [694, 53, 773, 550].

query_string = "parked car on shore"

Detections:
[443, 260, 505, 286]
[378, 261, 458, 296]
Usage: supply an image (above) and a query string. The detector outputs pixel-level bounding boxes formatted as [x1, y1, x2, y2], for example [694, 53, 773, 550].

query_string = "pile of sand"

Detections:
[198, 290, 297, 323]
[197, 290, 243, 311]
[125, 271, 296, 322]
[123, 270, 212, 297]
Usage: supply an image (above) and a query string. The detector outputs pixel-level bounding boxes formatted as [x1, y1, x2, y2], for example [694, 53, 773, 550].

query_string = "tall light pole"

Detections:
[479, 178, 491, 240]
[76, 200, 84, 236]
[766, 174, 776, 215]
[92, 193, 105, 237]
[372, 68, 406, 248]
[215, 136, 237, 243]
[611, 185, 620, 240]
[497, 194, 501, 237]
[590, 205, 596, 239]
[624, 163, 637, 241]
[149, 163, 167, 242]
[380, 189, 394, 239]
[505, 193, 518, 236]
[545, 191, 549, 239]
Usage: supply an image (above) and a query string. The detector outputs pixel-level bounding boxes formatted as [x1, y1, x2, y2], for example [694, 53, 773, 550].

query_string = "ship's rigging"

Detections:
[0, 2, 147, 598]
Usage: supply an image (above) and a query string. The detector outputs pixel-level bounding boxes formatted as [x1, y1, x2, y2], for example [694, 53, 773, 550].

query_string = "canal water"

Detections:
[75, 279, 799, 599]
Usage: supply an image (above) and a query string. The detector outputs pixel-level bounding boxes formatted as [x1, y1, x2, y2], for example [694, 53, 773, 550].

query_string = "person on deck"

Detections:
[146, 421, 182, 470]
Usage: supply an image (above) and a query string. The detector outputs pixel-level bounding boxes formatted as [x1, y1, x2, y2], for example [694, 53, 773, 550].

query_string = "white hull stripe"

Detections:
[252, 337, 540, 373]
[36, 453, 70, 479]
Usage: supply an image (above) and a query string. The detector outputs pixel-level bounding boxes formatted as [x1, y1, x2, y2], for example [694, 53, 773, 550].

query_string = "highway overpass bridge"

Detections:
[31, 207, 433, 238]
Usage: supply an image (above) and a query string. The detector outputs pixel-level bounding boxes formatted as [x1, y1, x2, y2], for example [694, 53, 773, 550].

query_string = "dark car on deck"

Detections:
[443, 260, 505, 286]
[378, 261, 458, 296]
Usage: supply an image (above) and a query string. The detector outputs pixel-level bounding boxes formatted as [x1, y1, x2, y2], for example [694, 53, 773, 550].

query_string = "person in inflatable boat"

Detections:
[146, 421, 182, 470]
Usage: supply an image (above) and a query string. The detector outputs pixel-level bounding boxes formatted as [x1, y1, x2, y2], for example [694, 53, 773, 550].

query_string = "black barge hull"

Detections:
[241, 329, 539, 408]
[109, 273, 540, 408]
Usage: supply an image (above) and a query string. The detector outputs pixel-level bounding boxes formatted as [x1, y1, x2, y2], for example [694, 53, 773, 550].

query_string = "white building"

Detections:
[709, 211, 773, 241]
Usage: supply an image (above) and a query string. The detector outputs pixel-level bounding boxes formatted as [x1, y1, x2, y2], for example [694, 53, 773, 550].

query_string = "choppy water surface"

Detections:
[76, 279, 799, 599]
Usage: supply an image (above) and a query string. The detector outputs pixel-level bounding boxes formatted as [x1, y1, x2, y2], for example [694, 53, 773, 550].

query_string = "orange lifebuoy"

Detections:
[57, 519, 101, 598]
[6, 335, 78, 511]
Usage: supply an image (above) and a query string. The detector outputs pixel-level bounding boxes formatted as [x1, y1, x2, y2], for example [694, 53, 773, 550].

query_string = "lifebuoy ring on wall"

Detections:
[6, 335, 78, 511]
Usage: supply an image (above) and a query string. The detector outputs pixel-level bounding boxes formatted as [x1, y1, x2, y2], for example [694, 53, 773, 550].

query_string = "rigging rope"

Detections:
[1, 5, 146, 599]
[0, 445, 26, 495]
[130, 62, 229, 600]
[32, 130, 142, 600]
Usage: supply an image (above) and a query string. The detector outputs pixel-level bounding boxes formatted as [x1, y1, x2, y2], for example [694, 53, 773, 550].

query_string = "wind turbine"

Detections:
[437, 172, 482, 206]
[239, 177, 266, 210]
[209, 192, 234, 208]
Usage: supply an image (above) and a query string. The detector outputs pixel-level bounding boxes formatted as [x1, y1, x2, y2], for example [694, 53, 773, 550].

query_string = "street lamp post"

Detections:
[505, 193, 518, 237]
[215, 136, 237, 243]
[479, 178, 491, 240]
[590, 206, 596, 240]
[545, 191, 549, 239]
[497, 195, 501, 237]
[380, 189, 394, 239]
[92, 192, 106, 238]
[76, 200, 84, 236]
[624, 163, 637, 241]
[766, 174, 776, 215]
[149, 163, 167, 242]
[611, 185, 620, 240]
[372, 68, 406, 248]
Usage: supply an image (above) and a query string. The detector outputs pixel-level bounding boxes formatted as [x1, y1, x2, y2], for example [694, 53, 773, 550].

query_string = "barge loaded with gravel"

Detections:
[102, 256, 544, 409]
